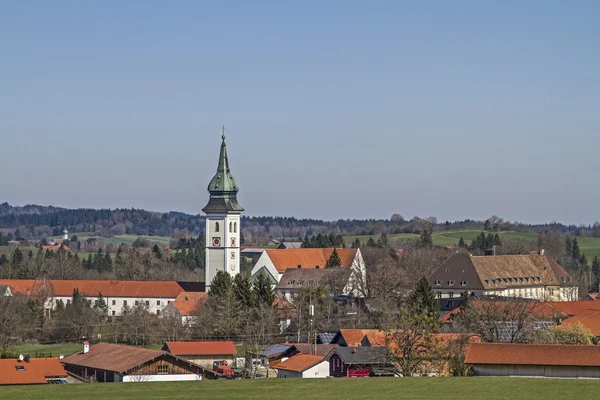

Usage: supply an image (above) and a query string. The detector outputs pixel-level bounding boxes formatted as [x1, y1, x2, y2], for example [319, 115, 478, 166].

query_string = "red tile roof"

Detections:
[558, 309, 600, 335]
[276, 354, 325, 372]
[164, 341, 237, 356]
[0, 279, 189, 298]
[41, 245, 72, 252]
[465, 343, 600, 367]
[171, 292, 208, 316]
[0, 358, 67, 385]
[61, 343, 165, 373]
[265, 248, 358, 273]
[338, 329, 382, 347]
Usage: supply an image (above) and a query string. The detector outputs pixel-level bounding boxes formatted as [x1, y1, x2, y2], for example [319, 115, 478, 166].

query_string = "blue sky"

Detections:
[1, 1, 599, 224]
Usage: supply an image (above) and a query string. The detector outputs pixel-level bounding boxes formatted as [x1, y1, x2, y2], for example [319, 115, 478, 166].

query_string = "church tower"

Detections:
[203, 128, 244, 288]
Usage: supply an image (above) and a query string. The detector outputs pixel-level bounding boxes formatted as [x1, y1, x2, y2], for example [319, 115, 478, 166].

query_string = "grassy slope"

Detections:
[6, 344, 82, 357]
[54, 233, 172, 247]
[344, 230, 600, 265]
[1, 377, 597, 400]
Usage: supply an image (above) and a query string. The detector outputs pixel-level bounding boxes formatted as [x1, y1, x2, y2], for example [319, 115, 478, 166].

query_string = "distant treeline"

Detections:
[1, 202, 600, 245]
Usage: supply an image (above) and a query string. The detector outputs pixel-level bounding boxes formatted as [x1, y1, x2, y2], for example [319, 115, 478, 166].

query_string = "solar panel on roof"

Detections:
[318, 333, 336, 344]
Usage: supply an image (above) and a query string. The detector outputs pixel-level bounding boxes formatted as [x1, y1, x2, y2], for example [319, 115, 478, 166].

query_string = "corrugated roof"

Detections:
[164, 341, 237, 356]
[0, 358, 67, 385]
[0, 279, 190, 298]
[61, 343, 165, 373]
[171, 292, 208, 316]
[265, 249, 358, 273]
[275, 354, 325, 372]
[465, 343, 600, 367]
[259, 344, 293, 358]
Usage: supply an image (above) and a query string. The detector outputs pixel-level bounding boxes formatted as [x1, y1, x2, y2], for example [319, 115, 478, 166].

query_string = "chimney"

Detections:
[539, 249, 545, 255]
[352, 347, 357, 353]
[83, 341, 90, 354]
[297, 264, 301, 269]
[316, 265, 319, 269]
[24, 355, 30, 363]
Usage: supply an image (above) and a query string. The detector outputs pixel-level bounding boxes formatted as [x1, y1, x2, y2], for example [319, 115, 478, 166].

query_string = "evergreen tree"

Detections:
[493, 233, 502, 246]
[0, 232, 6, 246]
[565, 236, 573, 260]
[6, 232, 13, 242]
[351, 238, 361, 249]
[253, 272, 275, 307]
[301, 236, 311, 248]
[572, 237, 581, 260]
[11, 248, 23, 267]
[325, 248, 342, 268]
[592, 256, 600, 291]
[0, 254, 8, 265]
[419, 230, 433, 247]
[454, 290, 479, 332]
[366, 237, 377, 247]
[152, 244, 163, 259]
[377, 233, 389, 248]
[96, 293, 108, 314]
[209, 270, 234, 299]
[458, 237, 465, 248]
[409, 276, 439, 317]
[233, 273, 255, 309]
[103, 253, 113, 273]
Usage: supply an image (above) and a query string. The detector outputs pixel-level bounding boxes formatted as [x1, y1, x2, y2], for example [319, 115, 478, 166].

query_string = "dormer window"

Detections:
[461, 280, 467, 286]
[435, 280, 441, 286]
[449, 280, 455, 286]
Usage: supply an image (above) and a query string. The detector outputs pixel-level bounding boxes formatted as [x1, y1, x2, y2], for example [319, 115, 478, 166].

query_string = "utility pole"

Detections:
[309, 303, 315, 355]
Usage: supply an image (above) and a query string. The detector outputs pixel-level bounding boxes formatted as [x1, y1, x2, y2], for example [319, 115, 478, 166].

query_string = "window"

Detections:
[437, 292, 442, 299]
[229, 222, 233, 233]
[67, 299, 71, 305]
[288, 280, 295, 285]
[157, 310, 160, 315]
[449, 292, 454, 298]
[111, 310, 115, 316]
[135, 301, 139, 306]
[94, 300, 99, 306]
[112, 300, 116, 306]
[461, 280, 467, 286]
[157, 365, 169, 374]
[15, 365, 25, 371]
[215, 222, 220, 232]
[298, 280, 304, 285]
[146, 301, 150, 306]
[448, 280, 455, 286]
[157, 300, 161, 306]
[435, 280, 441, 286]
[234, 222, 237, 233]
[123, 300, 128, 307]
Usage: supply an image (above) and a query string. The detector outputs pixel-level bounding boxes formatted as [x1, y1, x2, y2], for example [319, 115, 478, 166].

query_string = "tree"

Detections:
[55, 288, 98, 340]
[385, 306, 440, 377]
[366, 237, 377, 247]
[152, 244, 163, 259]
[552, 322, 592, 345]
[253, 272, 275, 307]
[11, 248, 23, 268]
[458, 237, 465, 248]
[0, 232, 6, 246]
[96, 293, 108, 314]
[419, 230, 433, 247]
[452, 290, 478, 333]
[209, 271, 234, 299]
[408, 276, 439, 318]
[351, 238, 361, 249]
[572, 237, 581, 260]
[592, 256, 600, 291]
[233, 273, 255, 309]
[325, 248, 342, 269]
[0, 296, 26, 350]
[377, 233, 389, 249]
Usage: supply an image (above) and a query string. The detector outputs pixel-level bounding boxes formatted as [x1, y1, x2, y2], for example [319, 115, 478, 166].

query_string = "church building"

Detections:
[203, 129, 243, 288]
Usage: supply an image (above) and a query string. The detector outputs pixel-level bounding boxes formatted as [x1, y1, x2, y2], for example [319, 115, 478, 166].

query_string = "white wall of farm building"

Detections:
[472, 365, 600, 379]
[121, 374, 202, 383]
[277, 361, 329, 379]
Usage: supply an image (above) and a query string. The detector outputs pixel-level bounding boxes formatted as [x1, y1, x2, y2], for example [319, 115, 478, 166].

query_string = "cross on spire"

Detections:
[221, 125, 226, 140]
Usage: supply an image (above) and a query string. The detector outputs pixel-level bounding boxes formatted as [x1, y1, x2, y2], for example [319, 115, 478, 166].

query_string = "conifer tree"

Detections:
[409, 276, 439, 317]
[209, 270, 234, 299]
[377, 233, 389, 248]
[419, 230, 433, 247]
[458, 237, 465, 248]
[325, 248, 342, 268]
[592, 256, 600, 291]
[253, 272, 275, 307]
[11, 248, 23, 267]
[0, 232, 6, 246]
[572, 237, 581, 260]
[366, 237, 377, 247]
[565, 236, 573, 260]
[352, 238, 361, 249]
[233, 273, 255, 309]
[152, 244, 163, 259]
[103, 253, 113, 273]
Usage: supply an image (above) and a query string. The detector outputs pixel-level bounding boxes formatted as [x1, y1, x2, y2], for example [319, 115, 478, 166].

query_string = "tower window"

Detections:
[215, 222, 220, 232]
[234, 222, 237, 233]
[229, 222, 233, 233]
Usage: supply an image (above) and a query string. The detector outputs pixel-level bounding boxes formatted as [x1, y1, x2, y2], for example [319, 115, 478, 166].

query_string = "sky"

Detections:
[1, 1, 599, 224]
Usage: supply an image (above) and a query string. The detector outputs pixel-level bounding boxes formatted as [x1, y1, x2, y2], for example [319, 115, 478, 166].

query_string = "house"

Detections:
[287, 344, 340, 357]
[7, 240, 20, 247]
[258, 344, 295, 366]
[278, 242, 303, 249]
[317, 333, 337, 345]
[273, 295, 295, 331]
[555, 309, 600, 335]
[268, 239, 282, 246]
[251, 248, 366, 292]
[162, 341, 237, 370]
[0, 357, 67, 385]
[330, 329, 382, 347]
[466, 343, 600, 378]
[61, 342, 211, 382]
[41, 245, 72, 252]
[276, 354, 329, 378]
[0, 279, 204, 317]
[429, 251, 578, 303]
[325, 347, 395, 377]
[161, 292, 208, 325]
[276, 267, 356, 301]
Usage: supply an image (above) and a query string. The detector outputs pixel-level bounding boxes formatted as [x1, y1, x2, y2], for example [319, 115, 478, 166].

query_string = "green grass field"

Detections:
[0, 377, 598, 400]
[344, 230, 600, 265]
[54, 233, 172, 247]
[6, 343, 82, 358]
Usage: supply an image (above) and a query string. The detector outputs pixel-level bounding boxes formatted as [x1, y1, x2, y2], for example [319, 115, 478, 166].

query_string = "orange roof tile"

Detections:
[41, 245, 72, 252]
[265, 248, 358, 273]
[275, 354, 325, 372]
[164, 341, 237, 356]
[0, 279, 189, 298]
[465, 343, 600, 367]
[558, 309, 600, 335]
[0, 358, 67, 385]
[171, 292, 208, 316]
[338, 329, 381, 347]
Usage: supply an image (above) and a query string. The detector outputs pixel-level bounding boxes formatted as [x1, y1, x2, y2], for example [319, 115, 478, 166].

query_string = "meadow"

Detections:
[344, 230, 600, 265]
[0, 377, 597, 400]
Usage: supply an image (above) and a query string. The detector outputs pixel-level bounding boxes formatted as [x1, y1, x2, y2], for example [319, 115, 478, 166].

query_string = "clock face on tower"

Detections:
[212, 237, 221, 247]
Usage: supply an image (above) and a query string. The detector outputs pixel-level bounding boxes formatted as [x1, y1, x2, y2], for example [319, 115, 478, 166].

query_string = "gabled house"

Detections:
[325, 347, 396, 378]
[276, 268, 356, 301]
[429, 251, 578, 303]
[0, 285, 12, 297]
[276, 354, 329, 378]
[330, 329, 382, 347]
[277, 242, 302, 249]
[162, 341, 237, 370]
[162, 292, 208, 325]
[466, 343, 600, 378]
[0, 357, 67, 385]
[61, 342, 211, 382]
[251, 248, 366, 296]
